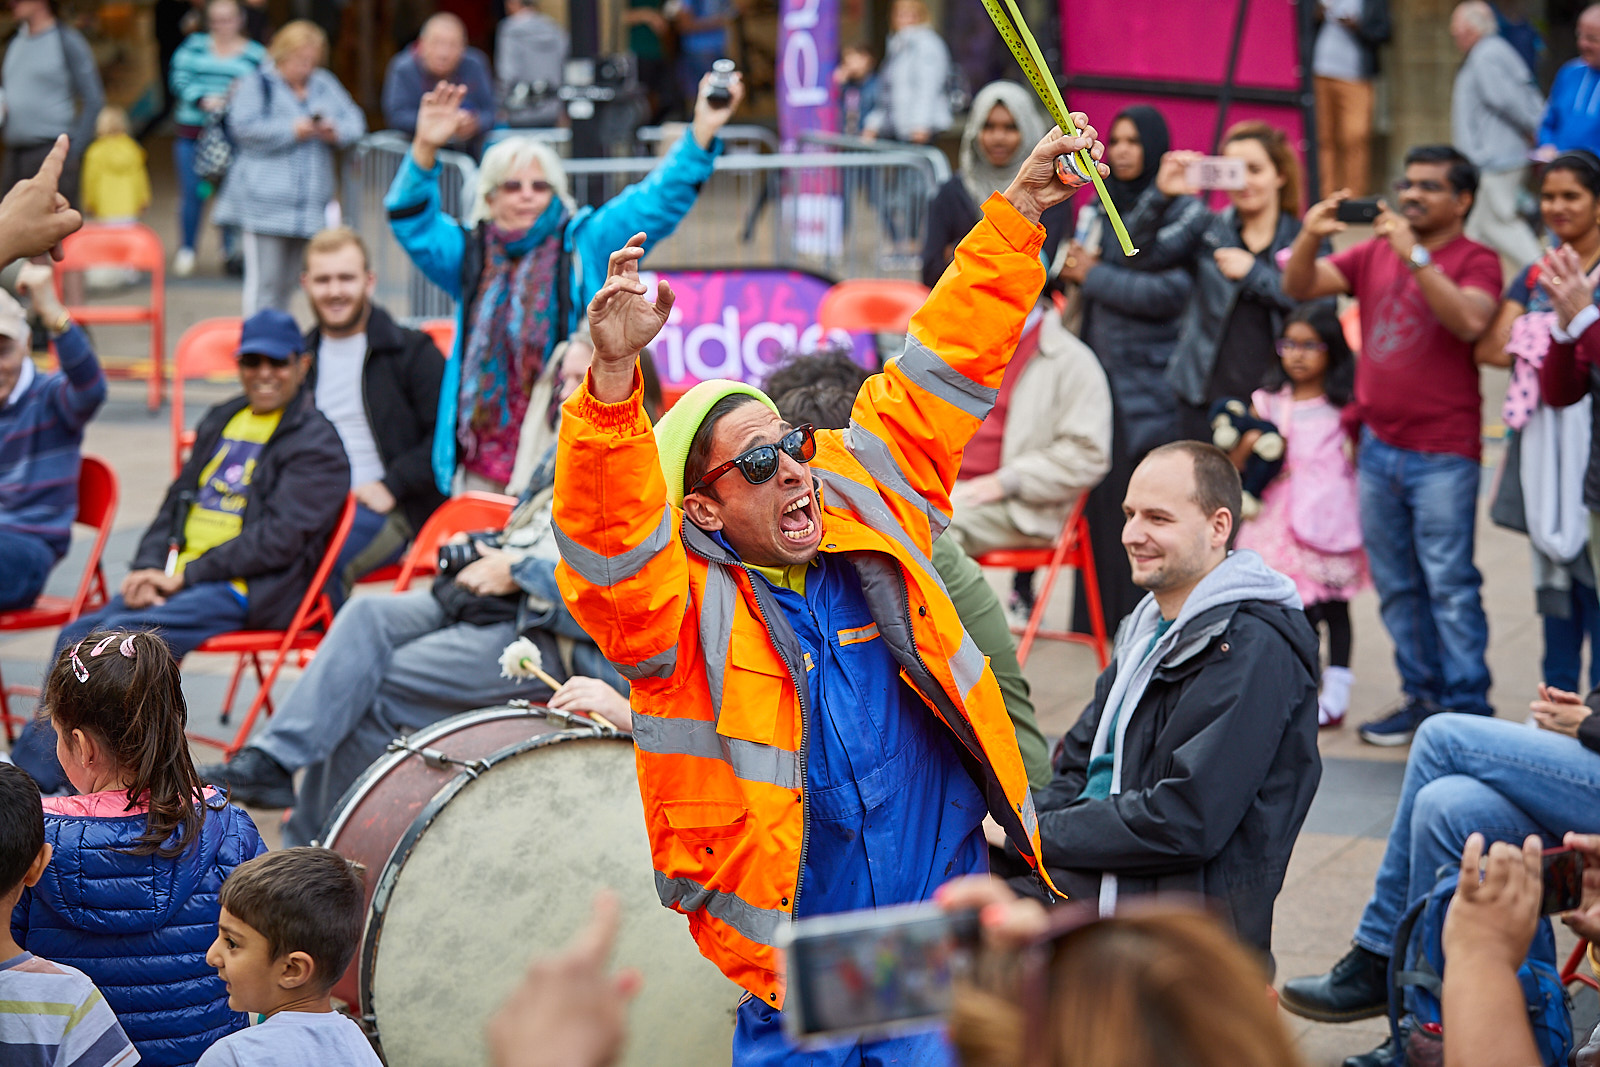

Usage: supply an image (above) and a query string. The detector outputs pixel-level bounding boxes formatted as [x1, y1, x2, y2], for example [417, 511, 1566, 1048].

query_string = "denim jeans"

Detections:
[1543, 578, 1600, 694]
[1353, 713, 1600, 955]
[0, 528, 55, 611]
[1357, 430, 1492, 715]
[173, 134, 237, 257]
[733, 994, 954, 1066]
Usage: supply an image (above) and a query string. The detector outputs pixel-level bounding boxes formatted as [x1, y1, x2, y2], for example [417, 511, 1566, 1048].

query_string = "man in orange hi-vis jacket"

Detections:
[553, 120, 1107, 1064]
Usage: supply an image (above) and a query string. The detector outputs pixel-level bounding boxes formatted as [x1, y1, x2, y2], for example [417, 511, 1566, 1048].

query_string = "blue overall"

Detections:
[731, 551, 987, 1066]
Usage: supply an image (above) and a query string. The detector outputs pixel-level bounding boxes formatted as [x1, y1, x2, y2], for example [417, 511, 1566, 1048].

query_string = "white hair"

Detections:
[1455, 1, 1497, 37]
[470, 137, 573, 226]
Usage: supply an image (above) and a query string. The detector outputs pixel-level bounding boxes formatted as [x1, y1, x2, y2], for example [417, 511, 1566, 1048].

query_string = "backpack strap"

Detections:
[1388, 889, 1437, 1053]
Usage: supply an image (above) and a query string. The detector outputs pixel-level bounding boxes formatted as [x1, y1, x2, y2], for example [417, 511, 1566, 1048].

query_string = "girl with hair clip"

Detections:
[1481, 149, 1600, 700]
[11, 630, 267, 1067]
[1236, 303, 1367, 728]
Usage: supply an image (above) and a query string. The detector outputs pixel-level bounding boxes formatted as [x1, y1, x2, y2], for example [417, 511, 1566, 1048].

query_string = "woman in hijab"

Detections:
[1057, 105, 1196, 637]
[920, 80, 1068, 288]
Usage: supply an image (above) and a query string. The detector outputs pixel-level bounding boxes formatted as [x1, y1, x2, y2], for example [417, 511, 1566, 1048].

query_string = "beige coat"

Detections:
[989, 308, 1113, 540]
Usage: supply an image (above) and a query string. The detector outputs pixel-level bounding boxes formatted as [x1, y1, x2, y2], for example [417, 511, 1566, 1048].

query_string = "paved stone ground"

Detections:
[1, 140, 1588, 1065]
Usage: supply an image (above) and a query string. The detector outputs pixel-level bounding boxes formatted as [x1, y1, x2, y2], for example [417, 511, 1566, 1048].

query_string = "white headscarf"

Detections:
[958, 81, 1052, 207]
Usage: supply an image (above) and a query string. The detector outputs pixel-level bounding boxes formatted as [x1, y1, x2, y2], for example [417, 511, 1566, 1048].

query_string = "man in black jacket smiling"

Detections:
[300, 227, 444, 596]
[59, 308, 350, 651]
[1026, 440, 1320, 959]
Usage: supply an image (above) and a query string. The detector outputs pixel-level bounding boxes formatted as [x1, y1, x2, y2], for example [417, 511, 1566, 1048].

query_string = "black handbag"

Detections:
[1488, 429, 1528, 534]
[431, 572, 520, 626]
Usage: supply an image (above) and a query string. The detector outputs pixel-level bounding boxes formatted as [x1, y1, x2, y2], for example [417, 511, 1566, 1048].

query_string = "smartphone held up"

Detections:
[706, 59, 737, 109]
[778, 902, 981, 1046]
[1541, 846, 1585, 916]
[1185, 155, 1247, 191]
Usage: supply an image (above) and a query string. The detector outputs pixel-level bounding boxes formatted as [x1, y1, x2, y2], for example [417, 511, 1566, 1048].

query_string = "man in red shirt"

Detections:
[1284, 145, 1502, 746]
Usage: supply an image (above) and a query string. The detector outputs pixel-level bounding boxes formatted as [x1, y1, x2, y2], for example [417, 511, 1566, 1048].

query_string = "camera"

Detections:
[437, 541, 483, 573]
[707, 59, 737, 108]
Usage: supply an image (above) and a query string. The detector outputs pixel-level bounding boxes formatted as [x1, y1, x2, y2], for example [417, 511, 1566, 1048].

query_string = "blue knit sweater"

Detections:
[0, 326, 107, 558]
[12, 790, 268, 1067]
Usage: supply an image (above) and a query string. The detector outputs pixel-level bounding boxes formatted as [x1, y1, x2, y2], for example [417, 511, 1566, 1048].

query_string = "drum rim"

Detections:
[315, 704, 552, 848]
[356, 725, 629, 1043]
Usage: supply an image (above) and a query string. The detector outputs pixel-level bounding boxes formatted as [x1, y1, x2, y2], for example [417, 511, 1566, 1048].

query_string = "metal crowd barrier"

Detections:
[343, 131, 942, 322]
[342, 131, 479, 324]
[483, 123, 780, 159]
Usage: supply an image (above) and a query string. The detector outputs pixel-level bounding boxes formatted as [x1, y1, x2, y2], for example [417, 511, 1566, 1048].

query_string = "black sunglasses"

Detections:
[691, 425, 816, 493]
[237, 352, 293, 369]
[499, 178, 554, 196]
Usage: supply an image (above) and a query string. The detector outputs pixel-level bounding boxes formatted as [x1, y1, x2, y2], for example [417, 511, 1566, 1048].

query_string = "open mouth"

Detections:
[780, 493, 817, 543]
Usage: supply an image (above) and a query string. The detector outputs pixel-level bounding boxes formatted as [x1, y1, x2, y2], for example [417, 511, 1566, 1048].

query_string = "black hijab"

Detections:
[1102, 105, 1170, 215]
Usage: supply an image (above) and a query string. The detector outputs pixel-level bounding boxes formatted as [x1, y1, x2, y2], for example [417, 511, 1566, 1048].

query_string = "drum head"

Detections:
[370, 733, 737, 1066]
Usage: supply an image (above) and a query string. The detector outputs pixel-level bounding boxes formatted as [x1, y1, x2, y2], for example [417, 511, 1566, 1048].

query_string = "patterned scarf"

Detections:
[459, 198, 568, 483]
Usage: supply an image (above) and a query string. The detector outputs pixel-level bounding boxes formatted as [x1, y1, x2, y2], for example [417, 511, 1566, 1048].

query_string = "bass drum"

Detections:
[319, 704, 738, 1067]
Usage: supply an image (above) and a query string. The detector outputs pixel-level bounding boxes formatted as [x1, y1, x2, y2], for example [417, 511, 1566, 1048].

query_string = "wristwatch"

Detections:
[1407, 244, 1433, 272]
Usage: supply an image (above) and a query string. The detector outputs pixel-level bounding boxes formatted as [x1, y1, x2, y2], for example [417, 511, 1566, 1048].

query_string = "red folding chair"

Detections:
[418, 317, 457, 357]
[54, 224, 167, 412]
[391, 492, 519, 592]
[1563, 938, 1600, 994]
[973, 496, 1109, 669]
[0, 456, 118, 740]
[187, 494, 357, 759]
[170, 317, 244, 477]
[817, 278, 931, 335]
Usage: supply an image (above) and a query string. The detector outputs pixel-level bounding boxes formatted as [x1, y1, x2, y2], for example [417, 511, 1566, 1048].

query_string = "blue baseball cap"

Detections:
[236, 309, 305, 361]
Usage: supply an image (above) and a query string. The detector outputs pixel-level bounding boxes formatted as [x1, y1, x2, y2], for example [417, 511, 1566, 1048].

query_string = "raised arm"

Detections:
[1283, 192, 1354, 300]
[553, 238, 692, 682]
[850, 122, 1106, 524]
[384, 83, 470, 297]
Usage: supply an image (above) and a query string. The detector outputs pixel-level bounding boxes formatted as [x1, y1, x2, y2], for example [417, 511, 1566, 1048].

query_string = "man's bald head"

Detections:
[417, 13, 467, 78]
[1581, 4, 1600, 69]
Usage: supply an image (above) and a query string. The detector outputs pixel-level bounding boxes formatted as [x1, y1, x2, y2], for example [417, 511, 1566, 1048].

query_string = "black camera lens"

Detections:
[437, 542, 481, 573]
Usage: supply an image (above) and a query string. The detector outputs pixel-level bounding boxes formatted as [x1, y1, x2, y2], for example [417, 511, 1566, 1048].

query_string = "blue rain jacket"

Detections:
[12, 790, 268, 1067]
[384, 131, 722, 493]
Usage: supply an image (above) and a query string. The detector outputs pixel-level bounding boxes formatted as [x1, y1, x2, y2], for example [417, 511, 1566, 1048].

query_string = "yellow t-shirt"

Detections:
[177, 407, 282, 595]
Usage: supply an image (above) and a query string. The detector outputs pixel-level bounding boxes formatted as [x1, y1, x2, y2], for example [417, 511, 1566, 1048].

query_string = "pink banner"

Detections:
[640, 268, 873, 390]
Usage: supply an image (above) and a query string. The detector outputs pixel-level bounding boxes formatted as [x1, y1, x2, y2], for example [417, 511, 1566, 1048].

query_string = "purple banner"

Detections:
[777, 0, 842, 255]
[640, 268, 873, 391]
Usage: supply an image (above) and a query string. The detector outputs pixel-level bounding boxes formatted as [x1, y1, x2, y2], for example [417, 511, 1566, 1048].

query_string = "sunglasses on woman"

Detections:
[237, 352, 293, 370]
[691, 425, 816, 493]
[498, 178, 554, 196]
[1274, 339, 1327, 357]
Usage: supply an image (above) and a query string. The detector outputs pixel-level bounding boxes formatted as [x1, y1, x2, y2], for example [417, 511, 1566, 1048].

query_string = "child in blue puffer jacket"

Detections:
[11, 630, 268, 1067]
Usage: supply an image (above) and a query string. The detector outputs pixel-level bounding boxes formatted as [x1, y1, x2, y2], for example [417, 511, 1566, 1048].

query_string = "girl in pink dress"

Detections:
[1238, 303, 1368, 726]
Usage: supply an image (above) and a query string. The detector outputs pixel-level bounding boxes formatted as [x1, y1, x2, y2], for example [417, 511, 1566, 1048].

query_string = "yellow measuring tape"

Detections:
[978, 0, 1137, 256]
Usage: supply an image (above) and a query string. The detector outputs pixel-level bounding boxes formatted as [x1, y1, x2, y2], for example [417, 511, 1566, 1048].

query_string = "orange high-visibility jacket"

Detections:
[553, 193, 1057, 1008]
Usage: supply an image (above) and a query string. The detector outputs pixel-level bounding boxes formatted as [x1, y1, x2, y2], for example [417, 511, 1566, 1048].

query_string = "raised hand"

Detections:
[1002, 115, 1108, 223]
[1157, 149, 1203, 198]
[412, 82, 469, 166]
[1539, 244, 1600, 331]
[1302, 190, 1351, 239]
[0, 136, 82, 263]
[690, 70, 746, 150]
[587, 234, 674, 404]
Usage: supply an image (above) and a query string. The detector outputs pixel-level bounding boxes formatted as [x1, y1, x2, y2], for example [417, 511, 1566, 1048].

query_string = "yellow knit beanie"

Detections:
[653, 379, 780, 509]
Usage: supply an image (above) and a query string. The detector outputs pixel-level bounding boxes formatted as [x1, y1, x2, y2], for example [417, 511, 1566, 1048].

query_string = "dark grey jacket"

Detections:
[1033, 594, 1321, 955]
[1078, 186, 1197, 457]
[1162, 201, 1304, 408]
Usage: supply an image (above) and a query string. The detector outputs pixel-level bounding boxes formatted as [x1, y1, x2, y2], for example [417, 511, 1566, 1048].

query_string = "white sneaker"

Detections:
[1319, 665, 1354, 727]
[173, 248, 196, 277]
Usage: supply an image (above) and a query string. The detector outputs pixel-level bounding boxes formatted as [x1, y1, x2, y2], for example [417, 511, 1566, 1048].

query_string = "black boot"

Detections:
[1279, 945, 1389, 1022]
[1342, 1036, 1400, 1067]
[199, 747, 295, 809]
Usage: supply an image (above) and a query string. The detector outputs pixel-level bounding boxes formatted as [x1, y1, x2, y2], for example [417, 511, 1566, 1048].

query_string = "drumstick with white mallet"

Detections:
[499, 637, 619, 732]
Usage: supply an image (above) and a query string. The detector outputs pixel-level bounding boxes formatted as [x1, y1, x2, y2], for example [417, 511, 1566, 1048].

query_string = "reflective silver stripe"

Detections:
[1021, 790, 1039, 839]
[655, 871, 786, 947]
[700, 564, 739, 722]
[893, 336, 997, 420]
[553, 505, 675, 587]
[950, 632, 987, 699]
[631, 714, 799, 789]
[814, 469, 948, 601]
[844, 420, 951, 540]
[615, 646, 677, 681]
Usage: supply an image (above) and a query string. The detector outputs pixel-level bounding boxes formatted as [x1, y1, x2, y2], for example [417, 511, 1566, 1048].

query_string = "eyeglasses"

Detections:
[498, 178, 554, 196]
[237, 352, 293, 369]
[691, 424, 816, 492]
[1394, 178, 1450, 194]
[1275, 339, 1328, 356]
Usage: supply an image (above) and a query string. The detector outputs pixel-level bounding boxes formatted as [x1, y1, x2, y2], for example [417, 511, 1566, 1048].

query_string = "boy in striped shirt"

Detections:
[0, 763, 137, 1067]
